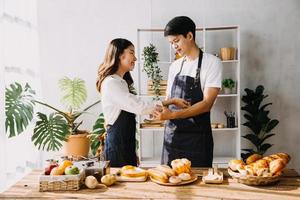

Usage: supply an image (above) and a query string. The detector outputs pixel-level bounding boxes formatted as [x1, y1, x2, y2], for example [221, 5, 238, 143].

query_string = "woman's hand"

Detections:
[171, 98, 190, 109]
[153, 106, 174, 120]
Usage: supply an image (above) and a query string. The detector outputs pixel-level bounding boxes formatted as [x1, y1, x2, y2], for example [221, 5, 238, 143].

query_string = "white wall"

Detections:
[37, 0, 300, 170]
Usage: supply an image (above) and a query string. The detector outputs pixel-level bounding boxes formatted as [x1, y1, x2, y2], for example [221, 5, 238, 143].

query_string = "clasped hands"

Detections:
[151, 98, 190, 120]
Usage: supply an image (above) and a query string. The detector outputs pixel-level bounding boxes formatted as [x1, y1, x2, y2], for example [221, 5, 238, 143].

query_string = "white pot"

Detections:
[223, 88, 232, 94]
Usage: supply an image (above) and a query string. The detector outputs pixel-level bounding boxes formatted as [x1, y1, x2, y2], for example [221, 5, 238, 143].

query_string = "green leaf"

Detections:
[5, 82, 36, 137]
[31, 112, 69, 151]
[243, 121, 261, 135]
[264, 120, 279, 133]
[242, 134, 260, 146]
[259, 143, 273, 154]
[260, 134, 275, 145]
[241, 148, 255, 153]
[59, 77, 87, 110]
[259, 103, 272, 111]
[90, 113, 106, 156]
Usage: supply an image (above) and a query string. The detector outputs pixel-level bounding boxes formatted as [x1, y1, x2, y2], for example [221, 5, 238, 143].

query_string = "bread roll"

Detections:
[178, 173, 191, 181]
[228, 160, 245, 171]
[268, 153, 290, 165]
[156, 165, 176, 177]
[169, 176, 182, 184]
[148, 168, 168, 183]
[245, 165, 255, 176]
[246, 154, 262, 165]
[269, 159, 285, 175]
[171, 158, 191, 174]
[121, 165, 146, 177]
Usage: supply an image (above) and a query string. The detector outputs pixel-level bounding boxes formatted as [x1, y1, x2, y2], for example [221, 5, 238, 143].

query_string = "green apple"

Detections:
[64, 165, 79, 175]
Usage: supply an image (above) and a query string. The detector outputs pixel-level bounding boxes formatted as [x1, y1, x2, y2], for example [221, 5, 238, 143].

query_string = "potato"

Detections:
[101, 174, 116, 186]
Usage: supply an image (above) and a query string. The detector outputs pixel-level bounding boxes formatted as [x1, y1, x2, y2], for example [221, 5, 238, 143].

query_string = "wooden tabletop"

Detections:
[1, 168, 300, 200]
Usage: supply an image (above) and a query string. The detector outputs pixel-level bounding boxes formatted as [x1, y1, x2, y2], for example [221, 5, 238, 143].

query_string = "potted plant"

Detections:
[241, 85, 279, 161]
[5, 77, 101, 158]
[142, 43, 163, 99]
[222, 78, 235, 94]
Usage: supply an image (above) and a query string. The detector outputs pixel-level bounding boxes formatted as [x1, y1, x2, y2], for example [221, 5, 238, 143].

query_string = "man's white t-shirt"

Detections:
[166, 53, 223, 98]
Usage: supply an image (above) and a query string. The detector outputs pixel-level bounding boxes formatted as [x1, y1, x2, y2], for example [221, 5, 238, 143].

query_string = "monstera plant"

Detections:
[5, 77, 101, 156]
[241, 85, 279, 161]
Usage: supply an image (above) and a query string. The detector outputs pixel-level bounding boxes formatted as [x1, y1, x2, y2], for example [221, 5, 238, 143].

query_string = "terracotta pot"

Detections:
[63, 132, 90, 159]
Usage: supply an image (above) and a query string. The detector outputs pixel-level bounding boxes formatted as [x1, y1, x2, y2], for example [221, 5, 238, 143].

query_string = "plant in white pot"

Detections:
[142, 43, 163, 99]
[222, 78, 235, 94]
[5, 77, 101, 158]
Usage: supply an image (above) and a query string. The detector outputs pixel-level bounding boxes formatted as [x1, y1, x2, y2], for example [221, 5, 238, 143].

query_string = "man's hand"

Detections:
[153, 106, 174, 120]
[171, 98, 190, 109]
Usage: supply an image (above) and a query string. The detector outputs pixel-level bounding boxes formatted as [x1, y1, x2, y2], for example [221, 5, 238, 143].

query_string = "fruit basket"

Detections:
[39, 171, 85, 192]
[228, 168, 280, 186]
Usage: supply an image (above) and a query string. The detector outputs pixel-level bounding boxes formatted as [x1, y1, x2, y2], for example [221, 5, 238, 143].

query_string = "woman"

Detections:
[96, 38, 189, 167]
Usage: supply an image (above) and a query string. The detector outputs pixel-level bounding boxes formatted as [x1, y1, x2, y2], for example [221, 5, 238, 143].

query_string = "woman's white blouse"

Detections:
[101, 74, 159, 125]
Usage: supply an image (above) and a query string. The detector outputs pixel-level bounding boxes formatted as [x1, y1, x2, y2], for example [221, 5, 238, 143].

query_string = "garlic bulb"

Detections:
[85, 176, 98, 189]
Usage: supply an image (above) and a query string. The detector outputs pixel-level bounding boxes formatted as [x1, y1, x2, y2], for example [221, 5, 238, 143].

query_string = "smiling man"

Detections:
[153, 16, 223, 167]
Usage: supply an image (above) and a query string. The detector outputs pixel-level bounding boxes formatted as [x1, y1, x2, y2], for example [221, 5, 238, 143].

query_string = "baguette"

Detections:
[147, 168, 168, 183]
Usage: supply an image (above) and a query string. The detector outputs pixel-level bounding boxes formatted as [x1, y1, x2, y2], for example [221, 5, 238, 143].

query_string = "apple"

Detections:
[45, 164, 58, 175]
[64, 165, 80, 175]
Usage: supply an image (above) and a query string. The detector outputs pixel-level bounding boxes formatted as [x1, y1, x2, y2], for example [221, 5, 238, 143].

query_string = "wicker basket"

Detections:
[39, 171, 84, 192]
[228, 168, 280, 186]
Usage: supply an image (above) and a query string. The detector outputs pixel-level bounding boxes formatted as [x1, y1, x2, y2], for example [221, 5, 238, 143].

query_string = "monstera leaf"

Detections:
[32, 112, 69, 151]
[59, 77, 87, 110]
[5, 82, 36, 137]
[90, 113, 106, 155]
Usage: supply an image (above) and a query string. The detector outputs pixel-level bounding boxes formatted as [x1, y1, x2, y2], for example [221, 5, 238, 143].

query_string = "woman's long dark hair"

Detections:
[96, 38, 134, 92]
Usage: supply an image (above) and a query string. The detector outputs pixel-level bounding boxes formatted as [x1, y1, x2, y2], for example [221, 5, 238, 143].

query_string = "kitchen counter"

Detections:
[1, 168, 300, 200]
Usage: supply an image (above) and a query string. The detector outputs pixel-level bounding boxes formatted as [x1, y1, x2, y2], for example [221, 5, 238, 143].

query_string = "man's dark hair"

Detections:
[164, 16, 196, 40]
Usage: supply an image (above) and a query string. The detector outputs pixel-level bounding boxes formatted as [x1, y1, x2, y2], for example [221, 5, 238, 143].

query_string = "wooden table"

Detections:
[1, 168, 300, 200]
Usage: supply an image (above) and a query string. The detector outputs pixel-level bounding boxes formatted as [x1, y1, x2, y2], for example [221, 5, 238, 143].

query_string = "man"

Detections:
[153, 16, 222, 167]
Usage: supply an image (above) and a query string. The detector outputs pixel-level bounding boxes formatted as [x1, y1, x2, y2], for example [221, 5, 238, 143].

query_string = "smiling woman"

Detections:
[96, 38, 188, 167]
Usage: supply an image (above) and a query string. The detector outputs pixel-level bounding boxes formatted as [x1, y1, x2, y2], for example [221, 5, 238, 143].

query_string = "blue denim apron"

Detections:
[105, 110, 137, 167]
[161, 50, 214, 167]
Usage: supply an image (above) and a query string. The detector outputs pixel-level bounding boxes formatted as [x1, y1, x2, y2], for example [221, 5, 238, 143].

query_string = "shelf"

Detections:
[205, 26, 239, 31]
[221, 60, 239, 63]
[217, 94, 239, 97]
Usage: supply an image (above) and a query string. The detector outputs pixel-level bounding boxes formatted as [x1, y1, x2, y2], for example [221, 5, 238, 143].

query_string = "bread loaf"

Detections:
[228, 160, 245, 171]
[156, 165, 176, 177]
[171, 158, 191, 174]
[246, 154, 262, 165]
[147, 168, 168, 183]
